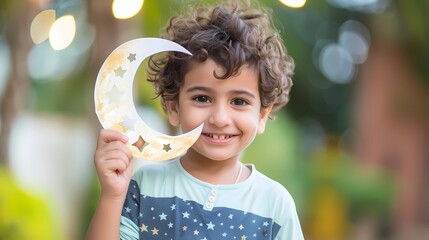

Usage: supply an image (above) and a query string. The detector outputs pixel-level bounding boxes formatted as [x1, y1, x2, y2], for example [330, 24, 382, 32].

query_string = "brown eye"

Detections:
[231, 98, 248, 106]
[193, 95, 211, 103]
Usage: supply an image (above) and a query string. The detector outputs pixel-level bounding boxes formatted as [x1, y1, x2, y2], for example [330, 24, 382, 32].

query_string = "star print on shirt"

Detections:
[140, 224, 148, 232]
[239, 224, 244, 230]
[151, 227, 159, 235]
[206, 222, 215, 230]
[182, 211, 190, 218]
[159, 212, 167, 220]
[121, 180, 281, 239]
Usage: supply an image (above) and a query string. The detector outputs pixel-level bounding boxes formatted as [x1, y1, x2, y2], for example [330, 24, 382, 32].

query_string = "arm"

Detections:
[86, 194, 126, 240]
[86, 129, 136, 240]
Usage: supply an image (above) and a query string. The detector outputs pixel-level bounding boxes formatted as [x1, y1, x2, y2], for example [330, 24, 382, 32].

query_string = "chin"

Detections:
[200, 152, 240, 162]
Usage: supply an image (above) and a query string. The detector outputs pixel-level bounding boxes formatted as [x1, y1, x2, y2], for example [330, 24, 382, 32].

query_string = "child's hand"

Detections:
[94, 129, 136, 200]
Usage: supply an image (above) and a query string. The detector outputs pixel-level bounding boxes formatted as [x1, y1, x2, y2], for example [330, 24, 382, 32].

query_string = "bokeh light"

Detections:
[279, 0, 306, 8]
[30, 9, 56, 44]
[112, 0, 144, 19]
[319, 43, 355, 84]
[28, 24, 94, 82]
[49, 15, 76, 51]
[28, 42, 62, 80]
[328, 0, 390, 13]
[312, 19, 371, 85]
[339, 20, 370, 64]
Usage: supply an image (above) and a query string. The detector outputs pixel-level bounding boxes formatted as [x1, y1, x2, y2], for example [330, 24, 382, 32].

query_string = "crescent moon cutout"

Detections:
[94, 38, 203, 161]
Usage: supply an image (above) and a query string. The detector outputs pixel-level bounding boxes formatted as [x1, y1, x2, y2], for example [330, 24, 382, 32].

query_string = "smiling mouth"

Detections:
[203, 133, 234, 140]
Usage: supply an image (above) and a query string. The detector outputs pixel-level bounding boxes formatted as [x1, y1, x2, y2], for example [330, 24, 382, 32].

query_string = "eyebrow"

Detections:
[186, 86, 256, 99]
[186, 86, 212, 93]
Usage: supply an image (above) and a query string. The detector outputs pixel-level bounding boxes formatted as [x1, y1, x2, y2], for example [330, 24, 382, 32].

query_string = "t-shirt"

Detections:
[120, 159, 304, 240]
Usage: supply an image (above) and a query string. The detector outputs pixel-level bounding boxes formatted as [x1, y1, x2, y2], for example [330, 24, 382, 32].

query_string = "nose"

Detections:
[208, 103, 231, 127]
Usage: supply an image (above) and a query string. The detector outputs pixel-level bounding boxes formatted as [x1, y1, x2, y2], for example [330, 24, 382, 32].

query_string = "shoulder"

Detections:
[132, 159, 177, 181]
[250, 166, 299, 218]
[249, 167, 304, 239]
[250, 166, 294, 201]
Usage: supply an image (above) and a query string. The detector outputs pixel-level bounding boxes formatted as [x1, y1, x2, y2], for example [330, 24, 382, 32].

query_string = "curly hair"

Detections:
[148, 0, 294, 119]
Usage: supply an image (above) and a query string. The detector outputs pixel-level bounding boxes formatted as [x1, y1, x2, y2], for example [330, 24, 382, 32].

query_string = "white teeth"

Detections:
[208, 134, 229, 139]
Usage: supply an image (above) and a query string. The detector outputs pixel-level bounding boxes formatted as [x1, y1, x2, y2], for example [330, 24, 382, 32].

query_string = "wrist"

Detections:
[100, 190, 127, 203]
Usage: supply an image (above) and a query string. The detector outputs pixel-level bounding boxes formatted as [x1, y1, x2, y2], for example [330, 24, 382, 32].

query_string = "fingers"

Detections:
[100, 151, 130, 173]
[95, 142, 132, 170]
[97, 129, 129, 148]
[95, 129, 133, 173]
[98, 129, 146, 152]
[93, 129, 136, 199]
[99, 140, 132, 160]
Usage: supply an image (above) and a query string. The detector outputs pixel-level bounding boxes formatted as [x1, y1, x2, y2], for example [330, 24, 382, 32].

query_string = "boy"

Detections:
[87, 1, 304, 239]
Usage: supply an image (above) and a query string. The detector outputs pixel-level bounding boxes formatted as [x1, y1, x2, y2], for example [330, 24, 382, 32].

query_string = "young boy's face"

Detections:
[166, 58, 272, 162]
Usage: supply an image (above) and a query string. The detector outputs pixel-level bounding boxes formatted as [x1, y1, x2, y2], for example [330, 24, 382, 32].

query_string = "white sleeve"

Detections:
[273, 187, 304, 240]
[120, 216, 139, 240]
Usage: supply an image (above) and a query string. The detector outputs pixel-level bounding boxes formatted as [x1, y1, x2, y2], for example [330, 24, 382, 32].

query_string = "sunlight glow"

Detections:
[49, 15, 76, 51]
[279, 0, 306, 8]
[30, 9, 56, 44]
[112, 0, 144, 19]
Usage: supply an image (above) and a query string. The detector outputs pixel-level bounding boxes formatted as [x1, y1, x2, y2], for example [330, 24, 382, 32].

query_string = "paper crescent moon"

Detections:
[94, 38, 203, 161]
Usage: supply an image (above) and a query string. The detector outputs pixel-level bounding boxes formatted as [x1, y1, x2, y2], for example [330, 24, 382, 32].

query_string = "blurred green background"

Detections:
[0, 0, 428, 239]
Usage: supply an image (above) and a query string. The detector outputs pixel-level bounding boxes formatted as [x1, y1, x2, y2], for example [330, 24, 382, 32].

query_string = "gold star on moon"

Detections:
[163, 143, 172, 152]
[151, 227, 159, 235]
[140, 224, 148, 232]
[114, 66, 126, 77]
[127, 53, 136, 62]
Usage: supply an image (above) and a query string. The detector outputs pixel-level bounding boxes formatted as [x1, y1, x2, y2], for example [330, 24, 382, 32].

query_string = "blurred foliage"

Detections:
[304, 138, 394, 238]
[242, 112, 309, 210]
[309, 141, 394, 220]
[261, 0, 358, 134]
[262, 0, 429, 134]
[0, 0, 13, 16]
[79, 173, 101, 239]
[0, 168, 60, 240]
[395, 0, 429, 87]
[29, 69, 91, 116]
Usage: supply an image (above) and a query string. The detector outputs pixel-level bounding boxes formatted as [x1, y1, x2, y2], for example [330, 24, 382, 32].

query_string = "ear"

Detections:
[165, 100, 180, 127]
[257, 105, 273, 134]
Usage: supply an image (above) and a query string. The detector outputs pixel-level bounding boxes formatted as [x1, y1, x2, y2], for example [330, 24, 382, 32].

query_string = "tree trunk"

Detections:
[0, 2, 33, 167]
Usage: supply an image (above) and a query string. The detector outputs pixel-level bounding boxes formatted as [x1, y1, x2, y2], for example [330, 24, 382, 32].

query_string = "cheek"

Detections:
[239, 112, 260, 133]
[179, 108, 207, 131]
